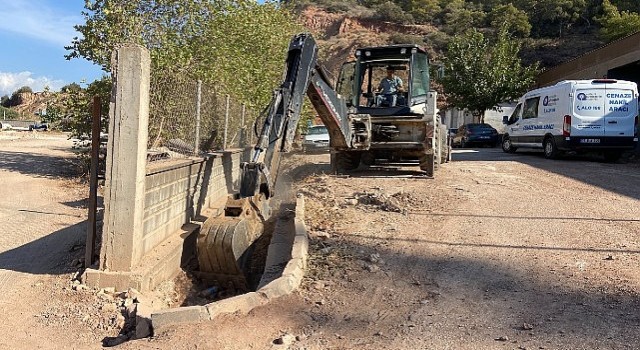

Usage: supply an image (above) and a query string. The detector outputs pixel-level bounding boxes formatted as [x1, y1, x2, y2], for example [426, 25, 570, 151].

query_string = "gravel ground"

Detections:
[1, 132, 639, 349]
[123, 148, 640, 350]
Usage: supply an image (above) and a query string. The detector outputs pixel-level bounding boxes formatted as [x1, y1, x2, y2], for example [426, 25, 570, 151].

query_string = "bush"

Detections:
[374, 1, 414, 24]
[315, 0, 359, 13]
[0, 106, 20, 119]
[425, 31, 451, 51]
[389, 33, 424, 45]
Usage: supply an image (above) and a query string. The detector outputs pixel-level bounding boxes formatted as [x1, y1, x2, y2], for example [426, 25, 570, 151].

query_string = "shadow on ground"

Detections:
[0, 221, 85, 275]
[0, 150, 79, 178]
[451, 148, 640, 200]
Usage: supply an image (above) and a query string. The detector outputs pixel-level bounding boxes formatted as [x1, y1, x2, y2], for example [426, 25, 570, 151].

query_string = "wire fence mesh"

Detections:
[148, 69, 254, 160]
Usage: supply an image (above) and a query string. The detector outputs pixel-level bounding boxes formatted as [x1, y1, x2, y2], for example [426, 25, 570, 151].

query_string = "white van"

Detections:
[502, 79, 639, 161]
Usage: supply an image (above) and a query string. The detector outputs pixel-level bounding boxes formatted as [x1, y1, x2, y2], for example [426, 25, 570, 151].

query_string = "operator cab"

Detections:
[336, 44, 430, 117]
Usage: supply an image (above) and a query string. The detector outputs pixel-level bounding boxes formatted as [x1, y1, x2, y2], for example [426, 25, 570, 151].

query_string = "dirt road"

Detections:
[0, 133, 123, 349]
[124, 148, 640, 350]
[1, 133, 639, 349]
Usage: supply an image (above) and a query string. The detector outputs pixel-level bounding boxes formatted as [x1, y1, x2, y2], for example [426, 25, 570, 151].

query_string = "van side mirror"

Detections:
[502, 115, 509, 124]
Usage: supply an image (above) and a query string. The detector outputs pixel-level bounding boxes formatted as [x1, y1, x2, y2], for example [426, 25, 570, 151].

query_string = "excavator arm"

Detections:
[240, 33, 353, 199]
[197, 33, 356, 290]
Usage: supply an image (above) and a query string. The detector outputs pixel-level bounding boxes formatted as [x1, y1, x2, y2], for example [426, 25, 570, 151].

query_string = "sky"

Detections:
[0, 0, 104, 97]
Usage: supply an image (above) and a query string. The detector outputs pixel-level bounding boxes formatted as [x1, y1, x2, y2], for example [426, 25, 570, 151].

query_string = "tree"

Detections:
[1, 95, 8, 107]
[514, 0, 587, 37]
[66, 0, 300, 114]
[373, 1, 414, 24]
[440, 0, 486, 35]
[61, 83, 82, 94]
[6, 86, 34, 107]
[597, 0, 640, 42]
[15, 86, 33, 94]
[440, 27, 539, 122]
[488, 3, 531, 38]
[400, 0, 441, 23]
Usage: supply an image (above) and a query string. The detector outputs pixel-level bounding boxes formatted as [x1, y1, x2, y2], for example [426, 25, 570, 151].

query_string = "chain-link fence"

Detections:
[148, 69, 255, 159]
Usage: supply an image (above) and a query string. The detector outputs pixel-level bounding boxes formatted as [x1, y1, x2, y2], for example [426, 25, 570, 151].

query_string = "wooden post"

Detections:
[85, 96, 101, 267]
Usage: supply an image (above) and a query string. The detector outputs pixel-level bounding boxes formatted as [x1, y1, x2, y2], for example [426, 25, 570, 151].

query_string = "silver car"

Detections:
[302, 125, 330, 152]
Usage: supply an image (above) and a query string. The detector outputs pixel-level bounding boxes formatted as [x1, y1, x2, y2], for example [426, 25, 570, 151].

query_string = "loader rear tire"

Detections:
[332, 151, 361, 174]
[419, 151, 434, 177]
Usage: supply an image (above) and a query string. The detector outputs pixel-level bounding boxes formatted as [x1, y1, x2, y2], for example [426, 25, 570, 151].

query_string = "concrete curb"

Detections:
[151, 194, 308, 334]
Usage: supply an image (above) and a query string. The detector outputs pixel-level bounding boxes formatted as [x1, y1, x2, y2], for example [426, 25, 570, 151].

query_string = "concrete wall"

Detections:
[141, 152, 241, 258]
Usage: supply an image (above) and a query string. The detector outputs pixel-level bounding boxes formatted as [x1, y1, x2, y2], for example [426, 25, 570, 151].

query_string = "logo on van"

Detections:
[577, 93, 587, 101]
[543, 95, 559, 107]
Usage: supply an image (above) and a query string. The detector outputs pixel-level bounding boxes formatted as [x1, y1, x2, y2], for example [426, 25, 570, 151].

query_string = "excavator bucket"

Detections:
[196, 196, 266, 291]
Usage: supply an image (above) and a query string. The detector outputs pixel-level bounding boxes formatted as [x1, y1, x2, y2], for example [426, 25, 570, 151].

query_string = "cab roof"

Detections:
[355, 44, 428, 60]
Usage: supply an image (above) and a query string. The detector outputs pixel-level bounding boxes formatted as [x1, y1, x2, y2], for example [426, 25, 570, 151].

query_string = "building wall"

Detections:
[537, 32, 640, 87]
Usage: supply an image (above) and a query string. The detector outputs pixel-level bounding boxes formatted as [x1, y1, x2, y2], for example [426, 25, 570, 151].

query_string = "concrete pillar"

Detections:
[100, 44, 151, 271]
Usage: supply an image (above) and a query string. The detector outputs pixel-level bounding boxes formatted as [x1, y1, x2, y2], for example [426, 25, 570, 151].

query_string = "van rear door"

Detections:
[572, 83, 605, 137]
[604, 82, 637, 137]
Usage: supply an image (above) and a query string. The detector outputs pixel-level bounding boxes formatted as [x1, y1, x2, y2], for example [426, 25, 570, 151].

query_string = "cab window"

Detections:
[508, 103, 522, 124]
[522, 97, 540, 119]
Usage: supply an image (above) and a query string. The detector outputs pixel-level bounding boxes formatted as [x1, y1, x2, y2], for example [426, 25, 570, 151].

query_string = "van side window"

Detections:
[508, 104, 522, 124]
[522, 97, 540, 119]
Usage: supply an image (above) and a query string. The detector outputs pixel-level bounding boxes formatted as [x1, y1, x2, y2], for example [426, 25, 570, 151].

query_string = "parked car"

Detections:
[29, 122, 48, 131]
[452, 123, 499, 147]
[302, 125, 330, 152]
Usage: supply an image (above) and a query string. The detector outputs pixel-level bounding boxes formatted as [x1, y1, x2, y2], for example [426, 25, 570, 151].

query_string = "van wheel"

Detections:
[603, 150, 622, 163]
[543, 137, 560, 159]
[502, 136, 517, 153]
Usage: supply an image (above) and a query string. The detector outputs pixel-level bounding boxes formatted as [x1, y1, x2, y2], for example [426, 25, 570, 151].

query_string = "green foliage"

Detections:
[597, 0, 640, 42]
[440, 27, 539, 119]
[43, 77, 112, 135]
[15, 86, 33, 94]
[488, 3, 531, 38]
[440, 0, 486, 35]
[61, 83, 83, 94]
[389, 33, 424, 45]
[1, 95, 8, 107]
[78, 77, 112, 137]
[0, 105, 20, 119]
[401, 0, 441, 22]
[4, 86, 35, 107]
[67, 0, 300, 125]
[312, 0, 360, 12]
[373, 1, 414, 24]
[513, 0, 587, 37]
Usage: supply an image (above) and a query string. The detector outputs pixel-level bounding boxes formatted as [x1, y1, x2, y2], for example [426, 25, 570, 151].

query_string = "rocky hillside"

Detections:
[2, 92, 54, 120]
[296, 6, 604, 76]
[299, 6, 439, 74]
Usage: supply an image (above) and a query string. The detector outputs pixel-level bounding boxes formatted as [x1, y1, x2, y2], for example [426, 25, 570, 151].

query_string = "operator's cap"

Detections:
[386, 66, 395, 71]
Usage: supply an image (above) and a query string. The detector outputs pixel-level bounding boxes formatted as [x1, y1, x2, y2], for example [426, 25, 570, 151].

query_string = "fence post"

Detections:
[85, 96, 101, 267]
[195, 80, 202, 154]
[223, 94, 230, 150]
[99, 44, 150, 271]
[241, 103, 246, 127]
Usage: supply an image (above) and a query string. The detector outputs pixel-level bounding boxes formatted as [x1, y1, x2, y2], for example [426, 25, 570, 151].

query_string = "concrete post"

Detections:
[100, 44, 151, 271]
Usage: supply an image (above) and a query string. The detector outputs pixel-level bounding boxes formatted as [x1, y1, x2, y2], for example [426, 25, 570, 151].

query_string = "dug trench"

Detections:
[176, 150, 310, 304]
[170, 203, 295, 307]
